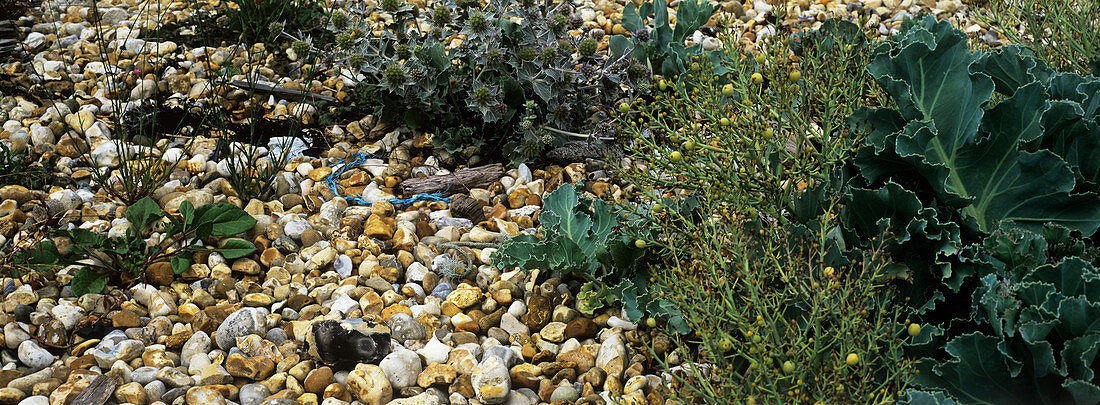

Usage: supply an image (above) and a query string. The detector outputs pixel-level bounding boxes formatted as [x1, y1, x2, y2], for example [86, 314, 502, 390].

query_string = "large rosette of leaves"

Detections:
[850, 15, 1100, 236]
[903, 225, 1100, 404]
[490, 184, 664, 323]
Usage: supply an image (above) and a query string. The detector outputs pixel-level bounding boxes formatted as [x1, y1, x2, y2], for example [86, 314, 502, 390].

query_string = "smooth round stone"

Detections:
[238, 383, 270, 405]
[334, 255, 352, 278]
[144, 380, 167, 400]
[267, 328, 288, 344]
[388, 313, 426, 342]
[17, 341, 52, 370]
[430, 282, 453, 300]
[131, 366, 160, 384]
[284, 220, 312, 240]
[17, 396, 49, 405]
[550, 385, 580, 402]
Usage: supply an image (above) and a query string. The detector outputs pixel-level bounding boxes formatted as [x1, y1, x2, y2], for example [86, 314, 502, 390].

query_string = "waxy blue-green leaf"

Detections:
[857, 15, 1100, 236]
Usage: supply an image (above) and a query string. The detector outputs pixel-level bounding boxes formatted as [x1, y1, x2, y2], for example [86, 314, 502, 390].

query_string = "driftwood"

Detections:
[448, 193, 485, 223]
[400, 164, 504, 197]
[546, 139, 618, 164]
[69, 375, 116, 405]
[230, 80, 336, 103]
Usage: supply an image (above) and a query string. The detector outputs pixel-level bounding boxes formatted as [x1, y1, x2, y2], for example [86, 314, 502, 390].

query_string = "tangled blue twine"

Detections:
[325, 151, 451, 206]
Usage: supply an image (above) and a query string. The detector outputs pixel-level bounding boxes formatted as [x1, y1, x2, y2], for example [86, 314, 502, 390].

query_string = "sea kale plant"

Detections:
[490, 183, 657, 322]
[326, 0, 648, 162]
[10, 197, 256, 296]
[832, 15, 1100, 404]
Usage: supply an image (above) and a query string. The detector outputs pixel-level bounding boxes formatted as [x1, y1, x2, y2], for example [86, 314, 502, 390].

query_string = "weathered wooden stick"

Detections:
[230, 80, 337, 103]
[399, 164, 504, 197]
[69, 374, 116, 405]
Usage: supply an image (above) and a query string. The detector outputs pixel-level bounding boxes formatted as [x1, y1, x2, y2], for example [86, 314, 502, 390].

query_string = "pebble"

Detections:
[214, 307, 269, 350]
[472, 354, 511, 404]
[16, 341, 52, 370]
[380, 346, 422, 389]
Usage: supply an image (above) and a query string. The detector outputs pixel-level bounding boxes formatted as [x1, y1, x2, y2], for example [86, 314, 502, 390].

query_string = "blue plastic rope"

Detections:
[324, 151, 452, 206]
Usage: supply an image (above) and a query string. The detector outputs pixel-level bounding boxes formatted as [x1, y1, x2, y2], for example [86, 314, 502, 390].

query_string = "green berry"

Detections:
[782, 361, 795, 374]
[722, 83, 734, 96]
[908, 323, 921, 337]
[718, 338, 732, 353]
[635, 239, 646, 249]
[618, 102, 630, 114]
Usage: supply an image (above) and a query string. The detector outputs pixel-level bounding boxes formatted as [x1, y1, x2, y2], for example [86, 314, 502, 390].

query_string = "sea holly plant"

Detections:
[490, 184, 658, 322]
[328, 0, 646, 162]
[12, 197, 256, 296]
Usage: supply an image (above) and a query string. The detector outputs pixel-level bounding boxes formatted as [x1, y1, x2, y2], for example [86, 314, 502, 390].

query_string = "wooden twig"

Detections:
[69, 375, 116, 405]
[229, 80, 336, 103]
[398, 164, 504, 197]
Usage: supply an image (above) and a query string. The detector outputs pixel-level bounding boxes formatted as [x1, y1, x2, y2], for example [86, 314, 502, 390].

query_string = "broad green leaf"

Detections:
[217, 239, 257, 259]
[1024, 258, 1100, 299]
[179, 200, 195, 230]
[920, 333, 1027, 403]
[868, 16, 989, 127]
[1034, 101, 1100, 186]
[1016, 282, 1056, 308]
[1061, 335, 1100, 381]
[1054, 296, 1100, 337]
[71, 267, 107, 297]
[972, 45, 1051, 96]
[541, 184, 597, 255]
[669, 0, 714, 44]
[195, 203, 256, 237]
[14, 239, 59, 265]
[1022, 338, 1058, 378]
[608, 35, 631, 61]
[491, 234, 549, 271]
[1064, 379, 1100, 405]
[1048, 73, 1100, 118]
[621, 3, 641, 33]
[126, 196, 163, 232]
[859, 16, 1100, 236]
[171, 256, 191, 275]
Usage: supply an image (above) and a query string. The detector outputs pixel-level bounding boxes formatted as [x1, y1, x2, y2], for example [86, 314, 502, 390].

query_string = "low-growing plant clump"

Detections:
[324, 0, 658, 162]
